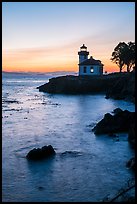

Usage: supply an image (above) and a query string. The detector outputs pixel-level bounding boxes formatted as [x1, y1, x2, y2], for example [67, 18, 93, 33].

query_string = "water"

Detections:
[2, 72, 135, 202]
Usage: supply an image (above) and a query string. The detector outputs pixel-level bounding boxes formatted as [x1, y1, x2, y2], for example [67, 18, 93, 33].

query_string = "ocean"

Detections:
[2, 72, 135, 202]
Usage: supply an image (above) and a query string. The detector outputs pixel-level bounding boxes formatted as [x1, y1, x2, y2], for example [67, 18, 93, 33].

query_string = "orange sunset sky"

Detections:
[2, 2, 135, 73]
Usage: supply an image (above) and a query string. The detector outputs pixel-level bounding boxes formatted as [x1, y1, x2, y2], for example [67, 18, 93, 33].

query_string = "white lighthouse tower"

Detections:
[78, 44, 89, 63]
[78, 44, 103, 76]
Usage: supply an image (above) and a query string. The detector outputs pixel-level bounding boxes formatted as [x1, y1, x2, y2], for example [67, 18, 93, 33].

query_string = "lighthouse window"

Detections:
[83, 66, 87, 73]
[90, 67, 94, 73]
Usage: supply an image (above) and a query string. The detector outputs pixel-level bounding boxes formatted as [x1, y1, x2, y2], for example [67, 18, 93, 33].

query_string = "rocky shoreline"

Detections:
[37, 71, 135, 161]
[36, 71, 135, 201]
[92, 107, 135, 201]
[37, 72, 135, 103]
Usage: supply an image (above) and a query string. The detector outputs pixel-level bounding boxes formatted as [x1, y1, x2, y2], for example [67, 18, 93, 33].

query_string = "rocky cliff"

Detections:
[37, 72, 135, 102]
[105, 72, 135, 102]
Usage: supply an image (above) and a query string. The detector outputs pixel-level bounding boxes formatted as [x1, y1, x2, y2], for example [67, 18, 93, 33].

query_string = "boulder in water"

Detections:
[26, 145, 56, 160]
[92, 109, 135, 135]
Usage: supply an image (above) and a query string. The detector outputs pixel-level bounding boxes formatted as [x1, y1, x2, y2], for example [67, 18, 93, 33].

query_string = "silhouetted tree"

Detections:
[125, 42, 135, 72]
[111, 42, 126, 72]
[111, 42, 135, 72]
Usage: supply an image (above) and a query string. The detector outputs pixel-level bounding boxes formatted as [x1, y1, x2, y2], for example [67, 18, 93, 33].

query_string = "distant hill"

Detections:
[2, 71, 78, 76]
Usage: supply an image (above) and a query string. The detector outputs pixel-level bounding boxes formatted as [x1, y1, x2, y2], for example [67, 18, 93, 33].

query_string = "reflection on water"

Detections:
[2, 73, 135, 202]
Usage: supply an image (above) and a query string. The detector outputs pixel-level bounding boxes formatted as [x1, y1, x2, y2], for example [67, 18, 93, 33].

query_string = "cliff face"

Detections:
[38, 75, 109, 94]
[37, 72, 135, 102]
[105, 72, 135, 103]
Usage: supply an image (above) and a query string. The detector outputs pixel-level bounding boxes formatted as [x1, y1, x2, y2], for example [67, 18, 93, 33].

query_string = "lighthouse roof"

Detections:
[80, 44, 87, 49]
[79, 56, 103, 66]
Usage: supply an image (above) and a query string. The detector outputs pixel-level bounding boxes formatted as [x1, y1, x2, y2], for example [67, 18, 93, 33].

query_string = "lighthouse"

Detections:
[78, 44, 103, 76]
[78, 44, 89, 63]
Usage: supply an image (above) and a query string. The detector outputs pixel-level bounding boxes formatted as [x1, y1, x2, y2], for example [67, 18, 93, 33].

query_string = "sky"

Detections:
[2, 2, 135, 73]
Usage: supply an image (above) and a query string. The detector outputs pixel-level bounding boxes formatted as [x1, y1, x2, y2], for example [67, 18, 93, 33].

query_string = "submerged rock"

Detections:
[126, 157, 135, 171]
[26, 145, 56, 160]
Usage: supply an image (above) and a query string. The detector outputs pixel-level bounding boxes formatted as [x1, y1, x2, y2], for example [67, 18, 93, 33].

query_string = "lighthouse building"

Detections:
[78, 44, 103, 76]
